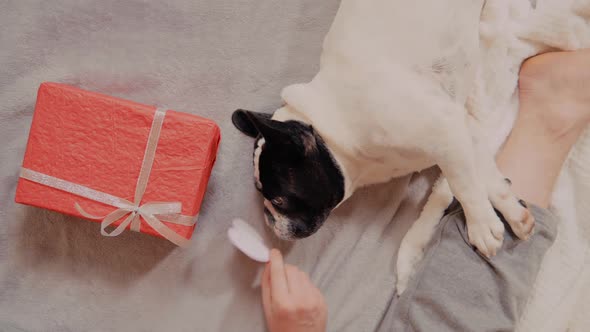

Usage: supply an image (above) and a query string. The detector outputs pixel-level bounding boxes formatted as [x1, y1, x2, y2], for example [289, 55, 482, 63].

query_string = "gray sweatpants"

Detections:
[378, 201, 558, 332]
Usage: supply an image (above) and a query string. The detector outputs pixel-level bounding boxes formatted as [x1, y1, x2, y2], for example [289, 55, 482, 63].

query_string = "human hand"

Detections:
[261, 249, 327, 332]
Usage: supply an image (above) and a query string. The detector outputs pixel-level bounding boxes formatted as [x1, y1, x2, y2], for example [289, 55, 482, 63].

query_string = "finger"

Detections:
[297, 270, 318, 303]
[312, 285, 326, 305]
[308, 277, 327, 310]
[261, 263, 272, 319]
[285, 265, 304, 297]
[292, 267, 318, 307]
[269, 249, 289, 302]
[298, 269, 313, 288]
[288, 267, 318, 306]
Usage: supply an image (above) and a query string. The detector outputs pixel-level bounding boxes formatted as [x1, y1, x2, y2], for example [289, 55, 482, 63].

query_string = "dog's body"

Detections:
[279, 0, 479, 184]
[233, 0, 534, 293]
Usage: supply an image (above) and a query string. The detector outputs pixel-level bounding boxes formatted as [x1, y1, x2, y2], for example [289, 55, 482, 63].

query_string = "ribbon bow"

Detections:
[20, 109, 195, 247]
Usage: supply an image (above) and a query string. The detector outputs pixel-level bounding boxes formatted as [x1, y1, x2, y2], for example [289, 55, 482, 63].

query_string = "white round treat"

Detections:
[228, 218, 270, 263]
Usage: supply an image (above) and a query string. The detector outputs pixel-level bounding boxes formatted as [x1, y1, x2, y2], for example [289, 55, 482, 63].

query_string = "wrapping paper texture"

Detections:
[15, 82, 221, 241]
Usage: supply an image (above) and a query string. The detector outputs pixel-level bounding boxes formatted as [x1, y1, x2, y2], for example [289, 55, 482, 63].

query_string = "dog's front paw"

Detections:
[498, 199, 535, 240]
[489, 179, 535, 240]
[511, 200, 535, 240]
[467, 213, 504, 257]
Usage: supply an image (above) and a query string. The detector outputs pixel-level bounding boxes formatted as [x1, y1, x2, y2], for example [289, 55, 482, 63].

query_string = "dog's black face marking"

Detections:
[232, 109, 345, 240]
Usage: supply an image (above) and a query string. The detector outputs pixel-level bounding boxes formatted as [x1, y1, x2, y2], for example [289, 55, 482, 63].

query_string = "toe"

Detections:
[491, 222, 505, 241]
[484, 234, 502, 257]
[479, 242, 492, 258]
[512, 209, 535, 240]
[490, 237, 503, 256]
[472, 235, 494, 258]
[522, 211, 535, 239]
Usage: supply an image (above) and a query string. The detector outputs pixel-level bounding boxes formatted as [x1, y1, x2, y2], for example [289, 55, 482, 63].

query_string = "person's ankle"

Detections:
[518, 51, 590, 143]
[515, 103, 586, 147]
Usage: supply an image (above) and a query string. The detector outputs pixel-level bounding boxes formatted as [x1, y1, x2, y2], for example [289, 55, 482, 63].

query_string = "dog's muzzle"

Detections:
[264, 207, 276, 226]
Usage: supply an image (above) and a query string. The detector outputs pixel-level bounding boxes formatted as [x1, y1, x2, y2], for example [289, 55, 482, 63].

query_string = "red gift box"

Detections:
[15, 83, 221, 246]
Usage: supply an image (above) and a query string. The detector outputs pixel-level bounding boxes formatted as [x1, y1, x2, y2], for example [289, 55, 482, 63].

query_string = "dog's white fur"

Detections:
[268, 0, 534, 293]
[253, 138, 265, 191]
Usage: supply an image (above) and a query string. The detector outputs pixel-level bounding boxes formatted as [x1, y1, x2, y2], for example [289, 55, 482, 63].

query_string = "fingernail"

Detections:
[518, 199, 527, 208]
[504, 178, 512, 185]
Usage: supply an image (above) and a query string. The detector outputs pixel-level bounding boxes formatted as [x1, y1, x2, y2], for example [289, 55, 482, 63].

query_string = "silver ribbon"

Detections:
[19, 108, 196, 247]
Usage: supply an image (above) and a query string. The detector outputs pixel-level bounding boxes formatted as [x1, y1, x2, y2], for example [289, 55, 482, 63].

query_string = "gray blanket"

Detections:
[0, 1, 435, 331]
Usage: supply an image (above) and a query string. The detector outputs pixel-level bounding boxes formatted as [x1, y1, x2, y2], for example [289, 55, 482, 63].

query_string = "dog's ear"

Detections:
[259, 121, 317, 159]
[233, 109, 316, 157]
[232, 109, 289, 144]
[232, 109, 273, 138]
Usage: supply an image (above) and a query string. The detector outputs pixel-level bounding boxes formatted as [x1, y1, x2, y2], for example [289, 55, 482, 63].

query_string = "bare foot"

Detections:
[497, 50, 590, 207]
[519, 50, 590, 140]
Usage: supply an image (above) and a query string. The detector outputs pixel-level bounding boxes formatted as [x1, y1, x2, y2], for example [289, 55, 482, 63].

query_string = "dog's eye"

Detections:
[271, 197, 284, 207]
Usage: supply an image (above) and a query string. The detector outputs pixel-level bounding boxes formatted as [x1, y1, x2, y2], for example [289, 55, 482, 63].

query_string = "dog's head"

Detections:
[232, 109, 345, 240]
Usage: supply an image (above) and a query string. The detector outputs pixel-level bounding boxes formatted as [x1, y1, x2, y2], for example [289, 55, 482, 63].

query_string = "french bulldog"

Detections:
[232, 0, 534, 292]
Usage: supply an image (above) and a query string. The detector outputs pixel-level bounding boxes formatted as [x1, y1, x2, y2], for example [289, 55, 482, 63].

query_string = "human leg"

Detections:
[384, 50, 590, 331]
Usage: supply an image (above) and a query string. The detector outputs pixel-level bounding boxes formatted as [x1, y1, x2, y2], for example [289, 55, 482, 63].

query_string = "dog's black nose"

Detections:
[291, 221, 312, 238]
